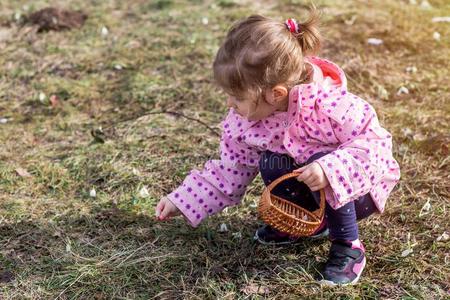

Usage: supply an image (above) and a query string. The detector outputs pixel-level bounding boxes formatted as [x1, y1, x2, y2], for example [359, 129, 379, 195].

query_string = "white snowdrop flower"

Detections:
[377, 85, 389, 100]
[397, 86, 409, 95]
[401, 248, 413, 257]
[419, 199, 431, 217]
[405, 66, 417, 73]
[436, 232, 449, 242]
[401, 127, 413, 137]
[249, 201, 258, 208]
[89, 188, 96, 198]
[433, 32, 441, 41]
[14, 12, 21, 21]
[39, 92, 46, 102]
[420, 0, 432, 9]
[202, 17, 209, 25]
[139, 186, 149, 198]
[114, 64, 123, 70]
[367, 38, 383, 45]
[219, 223, 228, 232]
[0, 118, 7, 124]
[101, 26, 109, 36]
[232, 232, 242, 239]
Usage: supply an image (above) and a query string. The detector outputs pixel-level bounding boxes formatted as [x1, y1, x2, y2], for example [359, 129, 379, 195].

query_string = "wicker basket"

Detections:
[258, 172, 326, 236]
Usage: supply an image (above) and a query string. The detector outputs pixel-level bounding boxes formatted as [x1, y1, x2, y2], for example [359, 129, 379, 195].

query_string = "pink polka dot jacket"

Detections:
[166, 57, 401, 227]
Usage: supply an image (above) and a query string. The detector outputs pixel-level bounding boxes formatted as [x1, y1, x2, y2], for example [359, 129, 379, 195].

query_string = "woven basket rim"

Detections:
[262, 191, 322, 225]
[258, 172, 326, 232]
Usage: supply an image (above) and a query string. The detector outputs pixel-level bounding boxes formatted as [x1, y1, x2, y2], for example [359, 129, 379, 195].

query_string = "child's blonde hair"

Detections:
[213, 9, 321, 101]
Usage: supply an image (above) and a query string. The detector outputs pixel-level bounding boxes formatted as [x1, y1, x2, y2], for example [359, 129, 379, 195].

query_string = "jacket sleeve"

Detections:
[166, 112, 260, 227]
[315, 99, 399, 209]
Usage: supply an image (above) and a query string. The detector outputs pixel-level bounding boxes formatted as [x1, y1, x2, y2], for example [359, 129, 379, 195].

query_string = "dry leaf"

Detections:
[241, 283, 269, 296]
[15, 167, 31, 177]
[49, 95, 59, 108]
[432, 17, 450, 23]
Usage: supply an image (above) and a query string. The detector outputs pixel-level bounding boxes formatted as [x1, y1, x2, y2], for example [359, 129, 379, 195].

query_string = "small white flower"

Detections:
[132, 168, 140, 176]
[405, 66, 417, 73]
[397, 86, 409, 95]
[219, 223, 228, 232]
[401, 248, 413, 257]
[436, 232, 449, 242]
[39, 92, 46, 102]
[101, 26, 109, 36]
[433, 32, 441, 41]
[114, 64, 123, 70]
[139, 186, 149, 198]
[89, 188, 96, 198]
[420, 0, 432, 9]
[367, 38, 383, 45]
[232, 232, 242, 239]
[377, 85, 389, 100]
[401, 127, 413, 137]
[0, 118, 7, 124]
[419, 199, 431, 217]
[202, 17, 209, 25]
[14, 12, 21, 21]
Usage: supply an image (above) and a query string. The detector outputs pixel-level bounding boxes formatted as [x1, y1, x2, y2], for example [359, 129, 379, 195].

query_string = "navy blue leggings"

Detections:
[259, 151, 377, 241]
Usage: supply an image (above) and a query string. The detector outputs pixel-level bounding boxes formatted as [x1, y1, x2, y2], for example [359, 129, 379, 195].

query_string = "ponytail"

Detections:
[286, 8, 322, 55]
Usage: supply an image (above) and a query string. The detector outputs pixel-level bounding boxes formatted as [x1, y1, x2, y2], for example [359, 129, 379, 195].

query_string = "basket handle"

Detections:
[265, 172, 326, 220]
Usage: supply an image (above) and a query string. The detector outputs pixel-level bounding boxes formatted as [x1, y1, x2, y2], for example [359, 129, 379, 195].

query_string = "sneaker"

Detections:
[254, 223, 329, 245]
[319, 240, 366, 286]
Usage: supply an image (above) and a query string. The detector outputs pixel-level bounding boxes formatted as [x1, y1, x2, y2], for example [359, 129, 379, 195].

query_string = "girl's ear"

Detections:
[269, 85, 288, 104]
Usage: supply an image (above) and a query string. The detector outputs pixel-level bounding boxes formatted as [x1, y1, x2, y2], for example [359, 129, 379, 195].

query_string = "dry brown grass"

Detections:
[0, 0, 449, 298]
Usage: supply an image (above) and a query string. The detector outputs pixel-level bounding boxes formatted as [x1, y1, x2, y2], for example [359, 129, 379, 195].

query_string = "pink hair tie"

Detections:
[285, 18, 299, 34]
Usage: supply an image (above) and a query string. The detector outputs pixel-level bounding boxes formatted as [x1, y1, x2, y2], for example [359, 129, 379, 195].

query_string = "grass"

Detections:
[0, 0, 449, 298]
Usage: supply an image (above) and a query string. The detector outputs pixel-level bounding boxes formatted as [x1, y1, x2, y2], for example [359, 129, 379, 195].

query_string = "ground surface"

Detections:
[0, 0, 449, 299]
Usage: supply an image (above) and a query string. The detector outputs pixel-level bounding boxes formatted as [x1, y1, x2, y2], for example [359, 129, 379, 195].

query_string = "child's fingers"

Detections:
[160, 202, 174, 220]
[155, 201, 164, 217]
[293, 165, 307, 173]
[296, 168, 311, 182]
[307, 176, 321, 187]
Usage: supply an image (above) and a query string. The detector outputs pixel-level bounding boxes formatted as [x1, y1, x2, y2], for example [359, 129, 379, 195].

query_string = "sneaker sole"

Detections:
[254, 228, 329, 246]
[318, 256, 366, 287]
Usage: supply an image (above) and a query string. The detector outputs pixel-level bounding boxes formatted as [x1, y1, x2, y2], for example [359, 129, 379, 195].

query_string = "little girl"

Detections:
[155, 10, 400, 286]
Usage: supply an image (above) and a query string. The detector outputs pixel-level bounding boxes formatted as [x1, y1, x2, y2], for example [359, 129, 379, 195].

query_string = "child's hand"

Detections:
[294, 162, 329, 191]
[155, 197, 181, 221]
